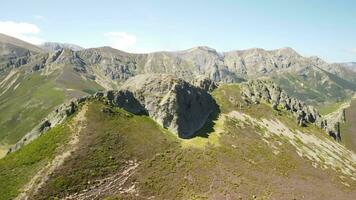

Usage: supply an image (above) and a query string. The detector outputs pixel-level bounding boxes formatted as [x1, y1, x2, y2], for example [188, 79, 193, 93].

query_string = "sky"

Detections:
[0, 0, 355, 62]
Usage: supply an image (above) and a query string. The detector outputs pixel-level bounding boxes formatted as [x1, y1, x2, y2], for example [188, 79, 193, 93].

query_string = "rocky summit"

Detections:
[0, 33, 356, 200]
[113, 74, 216, 138]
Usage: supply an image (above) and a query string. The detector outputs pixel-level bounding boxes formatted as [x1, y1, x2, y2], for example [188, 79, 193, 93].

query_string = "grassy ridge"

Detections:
[33, 98, 353, 199]
[0, 122, 71, 200]
[0, 87, 354, 199]
[34, 101, 179, 199]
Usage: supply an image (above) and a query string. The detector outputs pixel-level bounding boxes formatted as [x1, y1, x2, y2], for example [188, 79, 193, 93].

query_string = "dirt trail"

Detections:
[15, 104, 88, 200]
[65, 160, 139, 200]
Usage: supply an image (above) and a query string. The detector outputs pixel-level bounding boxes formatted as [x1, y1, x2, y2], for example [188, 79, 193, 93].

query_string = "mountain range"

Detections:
[0, 33, 355, 199]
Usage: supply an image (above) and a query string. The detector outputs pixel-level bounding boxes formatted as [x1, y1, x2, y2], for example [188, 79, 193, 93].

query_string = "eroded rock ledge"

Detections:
[8, 74, 216, 153]
[240, 79, 342, 141]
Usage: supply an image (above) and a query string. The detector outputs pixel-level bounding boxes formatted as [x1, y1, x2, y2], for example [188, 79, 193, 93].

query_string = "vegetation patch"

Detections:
[0, 71, 65, 145]
[0, 122, 71, 200]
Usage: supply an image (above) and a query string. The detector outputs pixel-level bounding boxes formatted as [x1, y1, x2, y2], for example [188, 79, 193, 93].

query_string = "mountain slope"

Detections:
[338, 62, 356, 72]
[0, 33, 44, 64]
[76, 46, 356, 105]
[271, 66, 356, 105]
[0, 48, 104, 157]
[0, 84, 355, 199]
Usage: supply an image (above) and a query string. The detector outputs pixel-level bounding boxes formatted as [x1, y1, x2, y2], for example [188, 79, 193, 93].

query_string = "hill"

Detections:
[0, 77, 355, 199]
[1, 34, 356, 160]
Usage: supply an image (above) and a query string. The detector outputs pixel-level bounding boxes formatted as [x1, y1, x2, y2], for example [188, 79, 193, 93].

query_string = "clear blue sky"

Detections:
[1, 0, 355, 62]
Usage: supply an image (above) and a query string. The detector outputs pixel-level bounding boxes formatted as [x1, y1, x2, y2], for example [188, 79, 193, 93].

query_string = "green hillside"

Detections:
[0, 85, 354, 199]
[0, 66, 103, 157]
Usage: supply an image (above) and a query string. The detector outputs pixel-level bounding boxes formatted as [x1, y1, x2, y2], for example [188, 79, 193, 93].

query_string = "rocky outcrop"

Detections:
[191, 76, 218, 92]
[321, 102, 349, 141]
[240, 79, 342, 140]
[109, 74, 216, 138]
[240, 79, 319, 124]
[102, 90, 146, 114]
[8, 74, 216, 153]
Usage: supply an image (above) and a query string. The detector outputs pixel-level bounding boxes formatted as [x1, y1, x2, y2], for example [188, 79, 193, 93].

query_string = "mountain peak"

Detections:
[272, 47, 300, 56]
[40, 42, 83, 52]
[187, 46, 217, 53]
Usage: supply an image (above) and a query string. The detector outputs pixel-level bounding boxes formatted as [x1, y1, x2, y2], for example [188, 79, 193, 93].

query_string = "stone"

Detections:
[191, 76, 218, 92]
[239, 79, 343, 140]
[119, 74, 216, 138]
[106, 90, 146, 114]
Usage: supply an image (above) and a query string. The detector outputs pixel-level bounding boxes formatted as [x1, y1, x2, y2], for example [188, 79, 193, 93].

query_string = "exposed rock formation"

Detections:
[2, 36, 356, 106]
[111, 74, 216, 138]
[240, 79, 342, 140]
[8, 74, 216, 153]
[191, 76, 218, 92]
[240, 79, 319, 124]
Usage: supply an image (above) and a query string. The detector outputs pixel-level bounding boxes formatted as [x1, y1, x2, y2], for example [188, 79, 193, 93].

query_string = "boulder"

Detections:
[119, 74, 216, 138]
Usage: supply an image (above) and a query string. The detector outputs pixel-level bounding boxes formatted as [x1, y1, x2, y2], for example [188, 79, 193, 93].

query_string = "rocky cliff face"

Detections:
[7, 44, 355, 84]
[1, 31, 355, 88]
[109, 74, 216, 138]
[191, 75, 219, 92]
[240, 79, 343, 140]
[3, 41, 356, 105]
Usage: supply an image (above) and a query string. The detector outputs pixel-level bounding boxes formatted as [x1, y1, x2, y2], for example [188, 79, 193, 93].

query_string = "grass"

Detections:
[30, 100, 282, 199]
[0, 122, 71, 200]
[57, 66, 104, 94]
[211, 84, 244, 113]
[0, 71, 65, 145]
[33, 101, 179, 199]
[272, 72, 354, 106]
[318, 101, 346, 116]
[0, 66, 104, 153]
[0, 86, 354, 199]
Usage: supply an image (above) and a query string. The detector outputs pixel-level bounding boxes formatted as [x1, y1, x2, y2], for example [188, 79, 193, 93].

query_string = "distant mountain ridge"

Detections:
[1, 33, 356, 152]
[1, 33, 356, 105]
[339, 62, 356, 72]
[39, 42, 84, 52]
